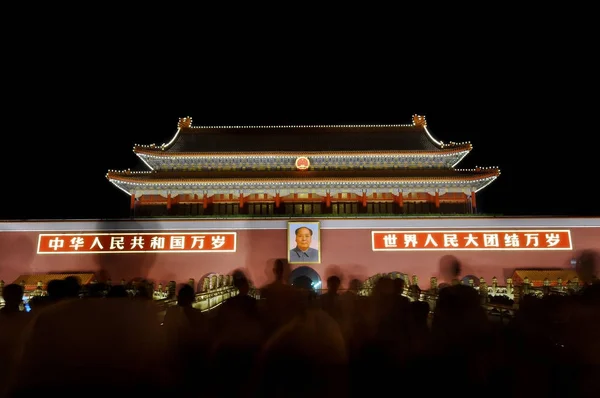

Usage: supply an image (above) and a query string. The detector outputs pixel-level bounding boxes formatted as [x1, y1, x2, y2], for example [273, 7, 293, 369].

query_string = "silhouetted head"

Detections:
[47, 279, 67, 300]
[575, 249, 599, 284]
[326, 275, 341, 294]
[435, 284, 480, 314]
[87, 282, 107, 298]
[135, 280, 153, 299]
[2, 283, 24, 309]
[373, 276, 394, 297]
[232, 269, 247, 280]
[348, 279, 362, 293]
[393, 278, 405, 294]
[106, 285, 129, 298]
[273, 258, 289, 282]
[177, 284, 195, 307]
[64, 276, 81, 298]
[439, 255, 462, 283]
[233, 274, 250, 296]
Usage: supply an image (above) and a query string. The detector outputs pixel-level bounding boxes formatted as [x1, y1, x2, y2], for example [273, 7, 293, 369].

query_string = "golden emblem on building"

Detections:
[295, 156, 310, 170]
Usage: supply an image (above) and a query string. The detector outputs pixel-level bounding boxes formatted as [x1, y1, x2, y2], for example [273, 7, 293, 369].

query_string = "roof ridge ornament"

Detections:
[178, 116, 192, 129]
[412, 114, 427, 127]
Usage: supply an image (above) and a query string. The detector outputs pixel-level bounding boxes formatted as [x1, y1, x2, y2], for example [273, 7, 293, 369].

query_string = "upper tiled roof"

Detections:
[134, 115, 467, 153]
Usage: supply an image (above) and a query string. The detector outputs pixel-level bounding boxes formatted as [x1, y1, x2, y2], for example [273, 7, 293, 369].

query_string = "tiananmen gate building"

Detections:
[1, 115, 598, 292]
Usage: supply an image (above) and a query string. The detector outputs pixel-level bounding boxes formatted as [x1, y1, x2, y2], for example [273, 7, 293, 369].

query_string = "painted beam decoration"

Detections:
[372, 230, 572, 251]
[37, 232, 237, 254]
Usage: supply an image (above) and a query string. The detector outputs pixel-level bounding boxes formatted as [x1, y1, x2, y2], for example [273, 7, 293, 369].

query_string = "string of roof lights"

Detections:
[106, 166, 499, 175]
[108, 177, 498, 185]
[132, 151, 471, 159]
[134, 140, 473, 150]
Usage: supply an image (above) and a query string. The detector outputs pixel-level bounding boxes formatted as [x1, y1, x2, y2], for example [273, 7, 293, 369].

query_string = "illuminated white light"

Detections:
[108, 179, 133, 196]
[152, 127, 182, 150]
[139, 155, 155, 171]
[423, 126, 443, 147]
[475, 176, 498, 193]
[189, 124, 414, 129]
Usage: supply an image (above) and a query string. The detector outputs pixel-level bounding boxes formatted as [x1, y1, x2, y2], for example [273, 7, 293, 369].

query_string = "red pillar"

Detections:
[361, 192, 367, 207]
[325, 192, 331, 207]
[239, 193, 244, 208]
[167, 193, 172, 210]
[275, 193, 281, 208]
[397, 192, 404, 207]
[471, 191, 477, 213]
[203, 193, 208, 209]
[435, 191, 440, 209]
[130, 193, 136, 210]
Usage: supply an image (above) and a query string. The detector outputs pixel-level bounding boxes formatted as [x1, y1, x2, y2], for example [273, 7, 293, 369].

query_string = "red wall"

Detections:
[1, 218, 599, 290]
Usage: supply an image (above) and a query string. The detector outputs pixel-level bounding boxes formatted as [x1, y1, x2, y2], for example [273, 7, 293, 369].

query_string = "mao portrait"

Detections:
[288, 221, 321, 264]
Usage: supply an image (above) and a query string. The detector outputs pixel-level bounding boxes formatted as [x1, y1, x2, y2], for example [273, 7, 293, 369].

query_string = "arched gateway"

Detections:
[289, 266, 322, 291]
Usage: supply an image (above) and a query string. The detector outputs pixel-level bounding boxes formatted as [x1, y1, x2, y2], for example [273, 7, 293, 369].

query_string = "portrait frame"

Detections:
[287, 221, 321, 264]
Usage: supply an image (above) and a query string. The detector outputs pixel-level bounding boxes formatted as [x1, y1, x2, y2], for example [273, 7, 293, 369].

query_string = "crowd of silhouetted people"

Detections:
[0, 258, 599, 398]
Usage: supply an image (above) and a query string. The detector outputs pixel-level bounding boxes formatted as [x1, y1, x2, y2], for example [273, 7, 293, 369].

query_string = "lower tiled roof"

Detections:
[107, 168, 500, 183]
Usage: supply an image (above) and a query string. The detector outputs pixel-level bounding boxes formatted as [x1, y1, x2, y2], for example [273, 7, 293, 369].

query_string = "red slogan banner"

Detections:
[372, 230, 572, 251]
[37, 232, 237, 254]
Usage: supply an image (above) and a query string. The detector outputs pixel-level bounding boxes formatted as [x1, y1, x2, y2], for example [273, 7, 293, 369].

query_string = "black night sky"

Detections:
[2, 31, 597, 221]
